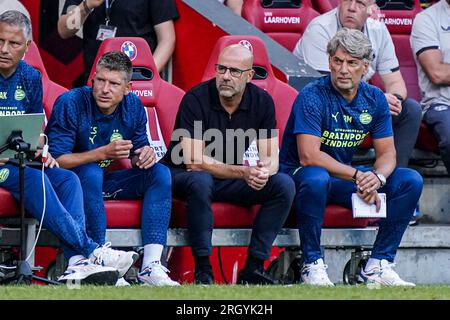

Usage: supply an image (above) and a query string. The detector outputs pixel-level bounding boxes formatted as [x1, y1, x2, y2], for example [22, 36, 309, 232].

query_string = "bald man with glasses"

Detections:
[162, 44, 295, 285]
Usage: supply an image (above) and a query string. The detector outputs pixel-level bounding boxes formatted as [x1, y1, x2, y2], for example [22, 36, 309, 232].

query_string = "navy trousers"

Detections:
[287, 166, 423, 263]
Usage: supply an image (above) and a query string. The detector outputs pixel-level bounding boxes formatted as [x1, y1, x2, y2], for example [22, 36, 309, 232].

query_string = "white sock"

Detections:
[68, 255, 85, 266]
[142, 244, 163, 270]
[365, 258, 381, 271]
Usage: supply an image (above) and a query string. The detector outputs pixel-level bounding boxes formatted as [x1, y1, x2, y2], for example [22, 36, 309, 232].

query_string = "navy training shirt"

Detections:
[0, 60, 43, 115]
[45, 86, 149, 168]
[279, 75, 392, 171]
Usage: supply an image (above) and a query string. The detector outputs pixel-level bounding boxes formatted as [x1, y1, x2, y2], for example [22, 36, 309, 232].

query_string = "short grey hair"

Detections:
[96, 51, 133, 82]
[0, 10, 32, 41]
[327, 28, 373, 64]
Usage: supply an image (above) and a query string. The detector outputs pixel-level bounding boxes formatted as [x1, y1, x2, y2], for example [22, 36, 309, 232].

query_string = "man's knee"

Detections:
[392, 168, 423, 194]
[73, 163, 103, 186]
[402, 98, 423, 123]
[52, 168, 81, 188]
[292, 166, 330, 194]
[145, 163, 172, 190]
[184, 171, 214, 197]
[268, 173, 295, 203]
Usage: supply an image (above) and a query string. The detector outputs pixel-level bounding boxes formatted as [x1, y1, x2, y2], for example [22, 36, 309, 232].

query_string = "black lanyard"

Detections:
[105, 0, 116, 25]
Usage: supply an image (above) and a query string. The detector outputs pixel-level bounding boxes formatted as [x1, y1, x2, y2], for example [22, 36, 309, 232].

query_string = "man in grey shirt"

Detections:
[0, 1, 30, 19]
[411, 0, 450, 174]
[293, 0, 422, 168]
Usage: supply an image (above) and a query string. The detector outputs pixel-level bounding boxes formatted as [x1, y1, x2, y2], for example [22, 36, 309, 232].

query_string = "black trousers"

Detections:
[170, 167, 295, 260]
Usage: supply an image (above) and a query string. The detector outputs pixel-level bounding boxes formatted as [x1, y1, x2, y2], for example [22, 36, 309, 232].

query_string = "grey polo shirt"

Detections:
[293, 8, 399, 81]
[0, 0, 30, 18]
[410, 0, 450, 112]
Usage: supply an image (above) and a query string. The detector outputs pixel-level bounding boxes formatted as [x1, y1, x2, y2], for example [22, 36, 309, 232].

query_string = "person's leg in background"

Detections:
[392, 98, 422, 168]
[392, 97, 423, 224]
[423, 104, 450, 174]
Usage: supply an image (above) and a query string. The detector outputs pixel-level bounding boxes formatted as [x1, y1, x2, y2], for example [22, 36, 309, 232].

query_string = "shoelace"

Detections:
[304, 263, 329, 280]
[94, 241, 114, 265]
[147, 262, 170, 275]
[380, 262, 402, 281]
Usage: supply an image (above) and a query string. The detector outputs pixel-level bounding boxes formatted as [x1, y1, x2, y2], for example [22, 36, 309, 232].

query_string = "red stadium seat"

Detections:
[87, 37, 184, 228]
[22, 42, 67, 120]
[202, 35, 373, 228]
[313, 0, 336, 13]
[0, 42, 67, 218]
[241, 0, 320, 51]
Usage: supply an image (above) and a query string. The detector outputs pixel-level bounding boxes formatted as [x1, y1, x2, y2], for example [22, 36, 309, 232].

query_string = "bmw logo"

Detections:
[121, 41, 138, 61]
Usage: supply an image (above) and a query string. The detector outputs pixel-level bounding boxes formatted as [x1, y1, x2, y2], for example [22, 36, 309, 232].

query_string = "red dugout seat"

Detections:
[313, 0, 337, 13]
[241, 0, 320, 51]
[87, 37, 184, 228]
[0, 42, 67, 218]
[202, 35, 372, 228]
[22, 42, 68, 120]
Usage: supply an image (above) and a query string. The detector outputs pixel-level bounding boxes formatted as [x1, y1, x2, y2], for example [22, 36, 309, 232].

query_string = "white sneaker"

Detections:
[90, 242, 139, 278]
[360, 259, 415, 287]
[138, 261, 180, 286]
[301, 258, 334, 286]
[58, 258, 119, 285]
[115, 277, 131, 287]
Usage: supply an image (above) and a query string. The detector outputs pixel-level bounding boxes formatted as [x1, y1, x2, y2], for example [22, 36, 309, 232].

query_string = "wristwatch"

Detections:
[373, 171, 386, 188]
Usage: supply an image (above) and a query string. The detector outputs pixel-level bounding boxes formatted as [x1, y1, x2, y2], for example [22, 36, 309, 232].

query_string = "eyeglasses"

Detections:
[215, 64, 252, 78]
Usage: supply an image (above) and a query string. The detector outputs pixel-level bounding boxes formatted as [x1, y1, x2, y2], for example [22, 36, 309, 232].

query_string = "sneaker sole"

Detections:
[60, 270, 119, 286]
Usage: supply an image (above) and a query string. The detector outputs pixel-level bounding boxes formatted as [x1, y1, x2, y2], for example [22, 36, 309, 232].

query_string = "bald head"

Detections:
[218, 44, 253, 70]
[215, 44, 255, 103]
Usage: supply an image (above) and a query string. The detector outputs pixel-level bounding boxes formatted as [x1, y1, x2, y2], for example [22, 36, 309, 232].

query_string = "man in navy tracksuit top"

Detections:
[279, 28, 423, 287]
[0, 10, 138, 285]
[45, 51, 179, 286]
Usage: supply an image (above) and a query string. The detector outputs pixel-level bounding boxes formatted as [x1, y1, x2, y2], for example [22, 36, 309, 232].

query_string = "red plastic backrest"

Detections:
[202, 35, 298, 142]
[313, 0, 335, 13]
[375, 0, 422, 34]
[22, 41, 67, 119]
[86, 37, 184, 163]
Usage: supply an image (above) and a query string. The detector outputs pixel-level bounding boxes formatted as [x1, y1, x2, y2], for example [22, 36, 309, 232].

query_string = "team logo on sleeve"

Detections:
[0, 168, 10, 183]
[121, 41, 138, 61]
[14, 86, 25, 101]
[110, 129, 123, 142]
[359, 111, 372, 125]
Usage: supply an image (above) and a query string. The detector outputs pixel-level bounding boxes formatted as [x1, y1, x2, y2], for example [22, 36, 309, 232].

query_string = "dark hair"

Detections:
[96, 51, 133, 82]
[0, 10, 32, 41]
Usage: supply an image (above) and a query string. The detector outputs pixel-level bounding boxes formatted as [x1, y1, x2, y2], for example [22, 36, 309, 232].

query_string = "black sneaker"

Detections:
[194, 269, 214, 285]
[237, 268, 279, 285]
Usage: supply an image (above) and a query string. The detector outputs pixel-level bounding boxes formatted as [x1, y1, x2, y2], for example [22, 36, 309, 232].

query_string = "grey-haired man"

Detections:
[281, 28, 422, 286]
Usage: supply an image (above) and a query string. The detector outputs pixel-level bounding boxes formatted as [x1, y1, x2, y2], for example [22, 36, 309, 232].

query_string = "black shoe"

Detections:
[194, 269, 214, 285]
[237, 268, 279, 285]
